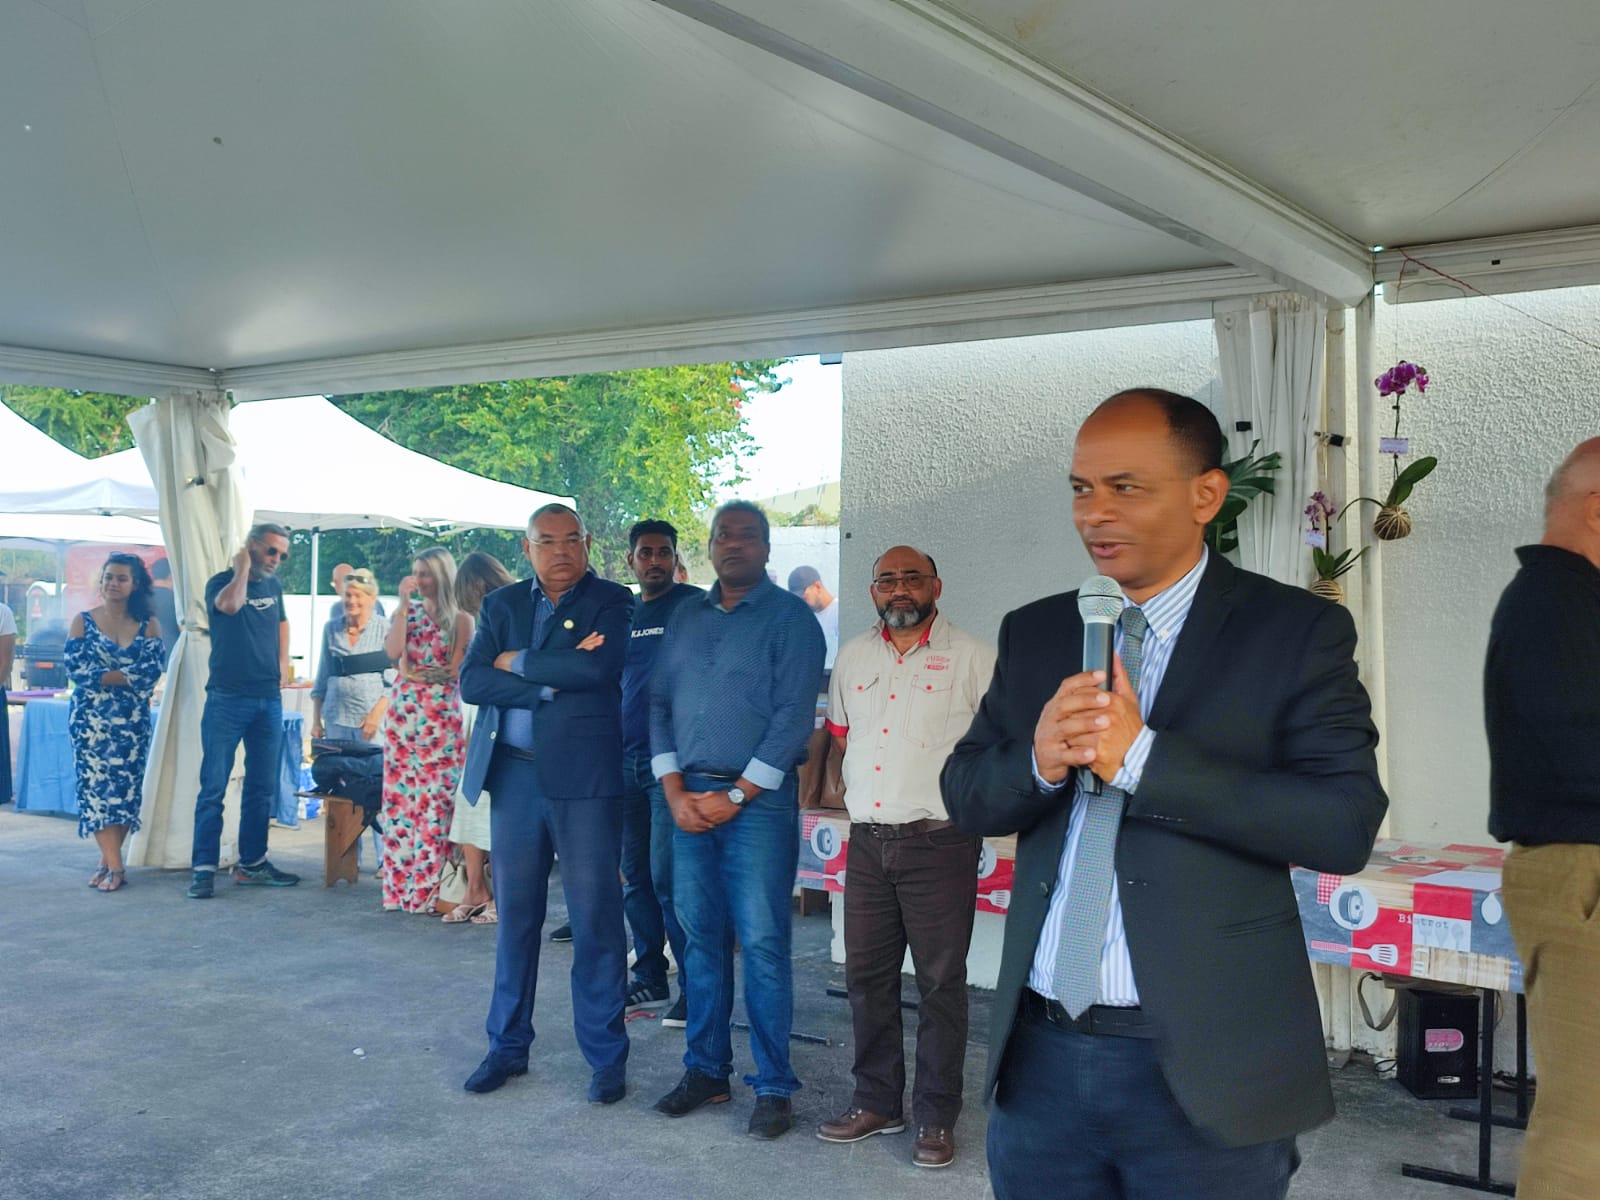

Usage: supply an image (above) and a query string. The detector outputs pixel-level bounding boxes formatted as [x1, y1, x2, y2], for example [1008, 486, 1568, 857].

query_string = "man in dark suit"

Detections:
[457, 503, 634, 1104]
[942, 389, 1387, 1199]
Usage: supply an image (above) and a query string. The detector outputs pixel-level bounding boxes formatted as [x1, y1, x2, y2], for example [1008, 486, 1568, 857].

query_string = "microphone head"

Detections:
[1077, 574, 1124, 625]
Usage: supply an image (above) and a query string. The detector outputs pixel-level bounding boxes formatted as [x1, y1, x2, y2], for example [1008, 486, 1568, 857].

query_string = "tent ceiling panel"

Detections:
[940, 0, 1600, 247]
[0, 0, 1222, 374]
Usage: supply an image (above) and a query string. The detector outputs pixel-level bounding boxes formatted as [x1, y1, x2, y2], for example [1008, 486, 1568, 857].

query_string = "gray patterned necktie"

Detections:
[1051, 605, 1149, 1017]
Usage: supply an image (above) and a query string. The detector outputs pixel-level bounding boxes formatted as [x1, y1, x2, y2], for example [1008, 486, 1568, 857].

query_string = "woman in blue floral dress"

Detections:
[65, 554, 166, 893]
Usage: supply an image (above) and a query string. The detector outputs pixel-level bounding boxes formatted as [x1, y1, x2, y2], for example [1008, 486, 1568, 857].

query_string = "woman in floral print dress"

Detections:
[66, 554, 167, 893]
[380, 548, 473, 913]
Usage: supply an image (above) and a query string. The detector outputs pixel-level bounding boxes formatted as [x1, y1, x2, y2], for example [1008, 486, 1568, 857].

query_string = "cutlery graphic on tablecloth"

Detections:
[1360, 943, 1400, 967]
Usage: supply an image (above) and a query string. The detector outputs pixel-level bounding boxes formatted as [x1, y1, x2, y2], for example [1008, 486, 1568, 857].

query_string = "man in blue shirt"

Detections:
[457, 504, 634, 1104]
[619, 520, 702, 1025]
[187, 523, 300, 900]
[649, 501, 826, 1140]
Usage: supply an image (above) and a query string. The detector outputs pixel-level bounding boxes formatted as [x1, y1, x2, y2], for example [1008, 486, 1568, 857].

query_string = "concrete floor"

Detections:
[0, 806, 1525, 1199]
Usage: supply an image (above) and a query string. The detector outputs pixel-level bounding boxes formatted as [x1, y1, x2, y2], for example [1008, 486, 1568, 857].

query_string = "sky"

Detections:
[717, 356, 842, 501]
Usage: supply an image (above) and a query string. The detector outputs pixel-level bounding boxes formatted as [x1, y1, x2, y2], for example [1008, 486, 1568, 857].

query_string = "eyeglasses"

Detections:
[871, 571, 934, 591]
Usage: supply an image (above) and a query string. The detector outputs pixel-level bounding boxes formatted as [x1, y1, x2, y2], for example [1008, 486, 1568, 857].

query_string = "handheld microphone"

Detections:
[1077, 575, 1124, 796]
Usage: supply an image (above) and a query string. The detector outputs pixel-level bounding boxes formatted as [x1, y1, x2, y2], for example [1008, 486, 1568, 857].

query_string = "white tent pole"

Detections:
[307, 527, 320, 685]
[1353, 294, 1389, 792]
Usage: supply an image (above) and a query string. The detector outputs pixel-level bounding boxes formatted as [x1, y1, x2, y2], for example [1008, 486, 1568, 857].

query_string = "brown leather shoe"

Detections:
[913, 1125, 955, 1168]
[816, 1107, 907, 1143]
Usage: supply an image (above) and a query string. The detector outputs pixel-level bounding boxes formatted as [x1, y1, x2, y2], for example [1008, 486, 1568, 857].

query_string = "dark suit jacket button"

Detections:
[1038, 882, 1050, 895]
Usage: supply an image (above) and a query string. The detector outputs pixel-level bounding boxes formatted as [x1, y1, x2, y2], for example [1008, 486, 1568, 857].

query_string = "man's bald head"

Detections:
[1542, 438, 1600, 567]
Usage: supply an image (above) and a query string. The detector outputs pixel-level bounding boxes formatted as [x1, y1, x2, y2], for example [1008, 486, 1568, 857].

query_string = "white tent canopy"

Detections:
[0, 513, 164, 548]
[0, 402, 160, 517]
[2, 0, 1595, 404]
[95, 395, 570, 534]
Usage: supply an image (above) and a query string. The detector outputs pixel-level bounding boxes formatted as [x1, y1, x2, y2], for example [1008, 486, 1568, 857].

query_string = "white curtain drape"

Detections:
[1214, 294, 1326, 586]
[126, 391, 252, 869]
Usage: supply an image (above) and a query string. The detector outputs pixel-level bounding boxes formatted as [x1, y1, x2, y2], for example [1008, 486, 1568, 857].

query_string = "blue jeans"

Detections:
[484, 749, 628, 1081]
[674, 772, 799, 1097]
[192, 691, 283, 871]
[621, 752, 670, 990]
[988, 1002, 1299, 1200]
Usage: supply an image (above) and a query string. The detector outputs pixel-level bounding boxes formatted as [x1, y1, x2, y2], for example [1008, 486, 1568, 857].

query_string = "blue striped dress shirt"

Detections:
[1028, 548, 1209, 1005]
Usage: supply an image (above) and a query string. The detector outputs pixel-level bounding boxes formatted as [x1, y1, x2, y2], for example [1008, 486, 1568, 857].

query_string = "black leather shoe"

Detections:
[463, 1054, 528, 1094]
[747, 1095, 794, 1140]
[653, 1071, 731, 1117]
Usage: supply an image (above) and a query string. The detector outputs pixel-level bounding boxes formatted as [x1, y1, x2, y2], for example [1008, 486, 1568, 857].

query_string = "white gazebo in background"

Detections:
[3, 0, 1597, 1052]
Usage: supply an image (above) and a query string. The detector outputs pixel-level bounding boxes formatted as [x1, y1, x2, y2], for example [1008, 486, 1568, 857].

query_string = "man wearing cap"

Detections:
[788, 565, 840, 670]
[816, 545, 994, 1169]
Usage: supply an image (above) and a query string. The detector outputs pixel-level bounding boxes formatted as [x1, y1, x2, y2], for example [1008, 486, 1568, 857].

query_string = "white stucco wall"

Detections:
[1372, 284, 1600, 844]
[838, 321, 1221, 645]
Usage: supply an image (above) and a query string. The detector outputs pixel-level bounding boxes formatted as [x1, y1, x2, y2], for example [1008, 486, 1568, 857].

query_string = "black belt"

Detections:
[1023, 989, 1158, 1039]
[854, 818, 957, 839]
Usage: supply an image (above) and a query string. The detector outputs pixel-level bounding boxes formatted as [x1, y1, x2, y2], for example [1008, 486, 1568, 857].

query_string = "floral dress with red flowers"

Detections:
[380, 599, 464, 912]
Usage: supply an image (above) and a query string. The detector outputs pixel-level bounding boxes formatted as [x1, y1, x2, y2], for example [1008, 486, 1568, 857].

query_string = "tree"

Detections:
[0, 386, 143, 457]
[332, 361, 784, 578]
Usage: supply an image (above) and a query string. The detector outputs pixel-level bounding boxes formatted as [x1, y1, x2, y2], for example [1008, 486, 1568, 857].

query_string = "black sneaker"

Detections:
[653, 1071, 731, 1117]
[626, 980, 671, 1013]
[549, 923, 573, 943]
[234, 860, 301, 887]
[660, 994, 688, 1028]
[748, 1095, 794, 1140]
[186, 870, 215, 900]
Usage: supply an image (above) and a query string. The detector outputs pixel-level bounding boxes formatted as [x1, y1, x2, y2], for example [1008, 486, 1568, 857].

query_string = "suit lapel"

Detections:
[1147, 552, 1237, 730]
[533, 571, 588, 650]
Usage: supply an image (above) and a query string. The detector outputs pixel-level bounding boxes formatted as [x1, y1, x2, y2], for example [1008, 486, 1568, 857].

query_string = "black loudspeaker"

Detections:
[1397, 988, 1479, 1099]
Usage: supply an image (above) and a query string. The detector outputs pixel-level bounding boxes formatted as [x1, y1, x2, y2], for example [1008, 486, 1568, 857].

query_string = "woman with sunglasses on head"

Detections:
[380, 547, 473, 913]
[66, 554, 167, 893]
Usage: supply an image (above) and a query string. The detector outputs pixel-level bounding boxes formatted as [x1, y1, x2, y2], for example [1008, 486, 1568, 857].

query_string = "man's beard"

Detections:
[878, 600, 932, 629]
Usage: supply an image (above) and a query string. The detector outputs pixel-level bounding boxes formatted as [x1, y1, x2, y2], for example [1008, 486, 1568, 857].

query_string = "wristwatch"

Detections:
[726, 786, 747, 807]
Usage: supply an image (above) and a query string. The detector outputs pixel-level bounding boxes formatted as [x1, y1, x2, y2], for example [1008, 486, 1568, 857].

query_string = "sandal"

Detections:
[88, 865, 110, 888]
[470, 903, 499, 925]
[98, 869, 127, 893]
[441, 902, 486, 924]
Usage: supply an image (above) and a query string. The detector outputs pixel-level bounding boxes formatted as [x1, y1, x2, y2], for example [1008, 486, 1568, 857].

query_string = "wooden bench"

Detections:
[298, 791, 365, 886]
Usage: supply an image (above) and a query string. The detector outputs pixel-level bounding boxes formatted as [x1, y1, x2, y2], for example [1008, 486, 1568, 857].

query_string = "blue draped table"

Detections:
[13, 697, 304, 826]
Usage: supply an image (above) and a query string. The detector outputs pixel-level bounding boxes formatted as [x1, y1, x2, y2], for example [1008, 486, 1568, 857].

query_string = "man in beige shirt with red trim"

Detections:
[815, 545, 996, 1169]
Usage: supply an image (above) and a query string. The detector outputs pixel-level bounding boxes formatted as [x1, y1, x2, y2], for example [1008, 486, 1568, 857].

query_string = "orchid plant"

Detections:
[1304, 490, 1366, 603]
[1342, 359, 1439, 540]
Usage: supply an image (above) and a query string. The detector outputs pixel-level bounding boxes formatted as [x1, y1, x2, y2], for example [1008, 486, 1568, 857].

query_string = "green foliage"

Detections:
[766, 503, 839, 528]
[330, 361, 784, 580]
[1384, 455, 1437, 509]
[1311, 545, 1367, 581]
[0, 386, 144, 457]
[1204, 440, 1282, 557]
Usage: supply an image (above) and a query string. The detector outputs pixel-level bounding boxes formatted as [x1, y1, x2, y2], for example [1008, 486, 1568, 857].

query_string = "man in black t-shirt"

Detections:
[617, 521, 703, 1023]
[186, 522, 300, 900]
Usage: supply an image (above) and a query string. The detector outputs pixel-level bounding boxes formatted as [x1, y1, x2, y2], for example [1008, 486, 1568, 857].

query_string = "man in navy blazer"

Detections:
[458, 503, 635, 1104]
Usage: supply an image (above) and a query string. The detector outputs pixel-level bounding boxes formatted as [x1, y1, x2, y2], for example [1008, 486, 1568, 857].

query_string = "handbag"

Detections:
[434, 852, 491, 914]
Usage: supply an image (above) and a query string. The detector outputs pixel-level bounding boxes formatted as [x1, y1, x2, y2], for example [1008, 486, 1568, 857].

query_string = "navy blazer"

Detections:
[942, 553, 1387, 1148]
[459, 570, 633, 802]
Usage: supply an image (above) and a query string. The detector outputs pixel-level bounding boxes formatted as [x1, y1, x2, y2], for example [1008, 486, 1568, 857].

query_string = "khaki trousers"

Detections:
[1502, 843, 1600, 1200]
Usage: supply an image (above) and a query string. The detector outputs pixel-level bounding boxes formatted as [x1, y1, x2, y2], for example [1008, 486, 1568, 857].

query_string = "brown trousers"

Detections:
[1502, 843, 1600, 1200]
[843, 822, 980, 1128]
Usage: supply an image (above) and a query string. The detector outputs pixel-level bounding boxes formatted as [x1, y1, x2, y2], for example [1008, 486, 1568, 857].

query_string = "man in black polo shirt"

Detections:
[1485, 437, 1600, 1197]
[187, 522, 300, 899]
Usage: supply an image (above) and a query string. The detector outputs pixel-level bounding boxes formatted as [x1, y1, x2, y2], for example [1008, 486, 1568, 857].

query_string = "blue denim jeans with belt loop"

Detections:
[673, 771, 800, 1096]
[191, 691, 283, 871]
